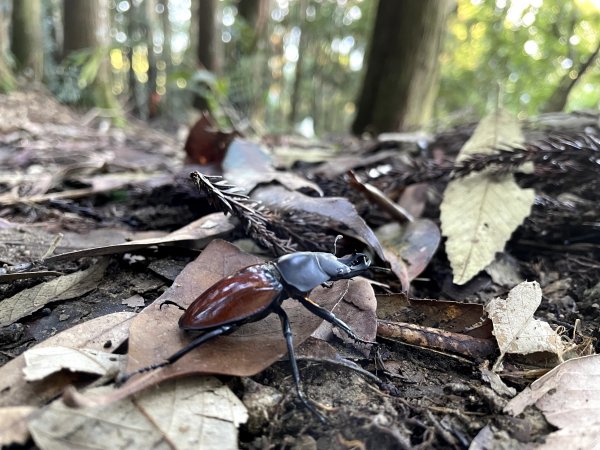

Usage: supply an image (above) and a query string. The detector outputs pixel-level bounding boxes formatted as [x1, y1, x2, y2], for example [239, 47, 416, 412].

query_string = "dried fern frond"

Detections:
[452, 132, 600, 182]
[190, 172, 296, 255]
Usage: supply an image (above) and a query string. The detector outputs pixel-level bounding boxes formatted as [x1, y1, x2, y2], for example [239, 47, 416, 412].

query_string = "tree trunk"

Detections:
[237, 0, 268, 54]
[63, 0, 121, 113]
[145, 0, 158, 118]
[352, 0, 453, 134]
[11, 0, 43, 80]
[197, 0, 217, 71]
[289, 0, 307, 126]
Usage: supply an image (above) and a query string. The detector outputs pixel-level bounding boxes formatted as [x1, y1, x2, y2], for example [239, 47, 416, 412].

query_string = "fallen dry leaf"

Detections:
[469, 425, 534, 450]
[347, 170, 414, 222]
[480, 367, 516, 398]
[223, 138, 323, 194]
[376, 219, 440, 291]
[29, 377, 248, 450]
[0, 258, 109, 327]
[122, 294, 145, 308]
[23, 347, 126, 382]
[0, 406, 35, 447]
[440, 109, 535, 285]
[89, 239, 361, 404]
[376, 294, 492, 338]
[44, 212, 234, 264]
[486, 281, 565, 369]
[312, 278, 377, 356]
[252, 185, 386, 260]
[309, 150, 398, 177]
[505, 354, 600, 450]
[0, 225, 164, 266]
[184, 111, 236, 165]
[0, 311, 134, 408]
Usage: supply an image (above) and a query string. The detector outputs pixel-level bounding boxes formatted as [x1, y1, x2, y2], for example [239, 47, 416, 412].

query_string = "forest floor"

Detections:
[0, 90, 599, 450]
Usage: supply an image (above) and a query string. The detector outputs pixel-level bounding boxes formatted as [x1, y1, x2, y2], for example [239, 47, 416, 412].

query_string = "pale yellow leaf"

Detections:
[0, 406, 35, 447]
[0, 259, 109, 327]
[28, 377, 248, 450]
[23, 346, 126, 381]
[505, 355, 600, 450]
[440, 109, 535, 285]
[486, 281, 565, 367]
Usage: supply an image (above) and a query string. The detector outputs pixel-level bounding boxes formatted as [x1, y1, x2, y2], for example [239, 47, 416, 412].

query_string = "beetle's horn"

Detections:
[333, 235, 343, 256]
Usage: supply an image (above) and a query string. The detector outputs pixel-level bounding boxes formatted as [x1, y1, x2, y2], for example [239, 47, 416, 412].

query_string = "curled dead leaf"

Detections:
[486, 281, 566, 370]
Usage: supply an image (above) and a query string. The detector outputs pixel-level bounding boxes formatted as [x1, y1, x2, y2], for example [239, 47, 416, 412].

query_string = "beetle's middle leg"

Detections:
[298, 296, 378, 346]
[274, 305, 328, 423]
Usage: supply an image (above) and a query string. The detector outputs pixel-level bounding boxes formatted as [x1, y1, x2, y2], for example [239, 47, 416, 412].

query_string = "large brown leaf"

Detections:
[106, 239, 354, 402]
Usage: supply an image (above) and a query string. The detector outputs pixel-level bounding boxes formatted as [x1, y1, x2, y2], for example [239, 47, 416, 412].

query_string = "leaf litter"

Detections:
[0, 258, 109, 327]
[29, 377, 248, 450]
[2, 91, 599, 448]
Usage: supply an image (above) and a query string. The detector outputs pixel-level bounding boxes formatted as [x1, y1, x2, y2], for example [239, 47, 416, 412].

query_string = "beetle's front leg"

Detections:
[298, 296, 378, 346]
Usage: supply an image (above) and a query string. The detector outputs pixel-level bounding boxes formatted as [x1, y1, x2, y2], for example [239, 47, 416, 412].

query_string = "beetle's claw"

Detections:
[114, 372, 130, 387]
[300, 397, 329, 424]
[159, 300, 186, 311]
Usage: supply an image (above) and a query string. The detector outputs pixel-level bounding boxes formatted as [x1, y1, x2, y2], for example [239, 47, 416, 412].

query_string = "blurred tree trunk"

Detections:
[11, 0, 44, 80]
[63, 0, 121, 114]
[352, 0, 453, 134]
[127, 0, 140, 115]
[193, 0, 217, 111]
[197, 0, 217, 71]
[160, 0, 173, 114]
[145, 0, 158, 118]
[237, 0, 268, 53]
[0, 4, 15, 93]
[289, 0, 307, 126]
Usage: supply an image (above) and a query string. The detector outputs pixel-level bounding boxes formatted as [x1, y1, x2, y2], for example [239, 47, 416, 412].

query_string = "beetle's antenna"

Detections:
[333, 235, 343, 256]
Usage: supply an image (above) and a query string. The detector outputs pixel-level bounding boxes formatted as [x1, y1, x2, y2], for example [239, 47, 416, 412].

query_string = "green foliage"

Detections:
[437, 0, 600, 123]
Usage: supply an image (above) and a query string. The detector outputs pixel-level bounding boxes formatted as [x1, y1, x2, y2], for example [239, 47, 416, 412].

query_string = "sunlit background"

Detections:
[34, 0, 600, 133]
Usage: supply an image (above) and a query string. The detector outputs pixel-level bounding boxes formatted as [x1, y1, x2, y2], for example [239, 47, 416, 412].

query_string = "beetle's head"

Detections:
[334, 252, 371, 278]
[276, 251, 371, 293]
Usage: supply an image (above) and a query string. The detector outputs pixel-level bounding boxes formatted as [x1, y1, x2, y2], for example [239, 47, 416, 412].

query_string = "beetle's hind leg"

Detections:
[298, 296, 378, 346]
[274, 306, 328, 424]
[116, 324, 235, 386]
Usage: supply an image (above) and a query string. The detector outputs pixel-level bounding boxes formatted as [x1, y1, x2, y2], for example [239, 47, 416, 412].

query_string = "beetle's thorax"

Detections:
[274, 251, 369, 293]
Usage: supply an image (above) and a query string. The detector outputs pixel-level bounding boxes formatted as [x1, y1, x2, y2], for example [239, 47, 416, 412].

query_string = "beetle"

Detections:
[118, 250, 375, 421]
